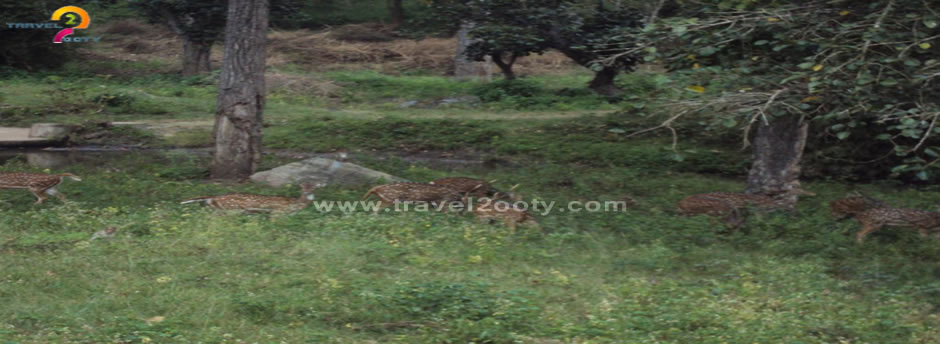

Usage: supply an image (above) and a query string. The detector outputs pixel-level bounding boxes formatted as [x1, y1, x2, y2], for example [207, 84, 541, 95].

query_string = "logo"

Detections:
[6, 6, 100, 43]
[51, 6, 92, 43]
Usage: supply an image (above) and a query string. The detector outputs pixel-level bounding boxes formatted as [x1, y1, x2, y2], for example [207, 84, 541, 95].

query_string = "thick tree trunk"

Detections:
[387, 0, 404, 27]
[181, 39, 212, 76]
[211, 0, 269, 180]
[454, 21, 484, 80]
[588, 66, 622, 97]
[745, 115, 809, 207]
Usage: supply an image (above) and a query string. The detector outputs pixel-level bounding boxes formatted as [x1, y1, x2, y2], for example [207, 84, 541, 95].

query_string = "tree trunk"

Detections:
[387, 0, 404, 27]
[454, 21, 483, 80]
[588, 66, 622, 97]
[491, 53, 516, 80]
[211, 0, 269, 180]
[181, 39, 212, 76]
[745, 115, 809, 207]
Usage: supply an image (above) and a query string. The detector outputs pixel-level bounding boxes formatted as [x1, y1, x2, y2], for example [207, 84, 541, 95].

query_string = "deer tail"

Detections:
[180, 197, 212, 205]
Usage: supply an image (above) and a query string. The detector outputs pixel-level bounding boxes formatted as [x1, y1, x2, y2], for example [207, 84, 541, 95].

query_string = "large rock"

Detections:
[250, 157, 407, 187]
[29, 123, 74, 139]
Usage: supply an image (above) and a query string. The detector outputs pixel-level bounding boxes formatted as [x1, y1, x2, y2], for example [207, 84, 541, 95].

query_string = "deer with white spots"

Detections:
[0, 172, 82, 204]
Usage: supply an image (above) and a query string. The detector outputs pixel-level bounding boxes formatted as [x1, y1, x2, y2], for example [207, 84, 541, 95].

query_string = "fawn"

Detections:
[677, 188, 814, 228]
[181, 183, 325, 214]
[0, 172, 82, 204]
[850, 207, 940, 244]
[361, 182, 466, 213]
[430, 177, 522, 201]
[472, 193, 539, 230]
[828, 194, 940, 243]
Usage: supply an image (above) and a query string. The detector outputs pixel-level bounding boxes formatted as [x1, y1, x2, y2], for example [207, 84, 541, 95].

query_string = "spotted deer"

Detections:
[181, 183, 325, 214]
[472, 194, 539, 230]
[677, 188, 815, 228]
[851, 207, 940, 243]
[829, 194, 886, 221]
[430, 177, 522, 201]
[361, 183, 467, 213]
[0, 172, 82, 204]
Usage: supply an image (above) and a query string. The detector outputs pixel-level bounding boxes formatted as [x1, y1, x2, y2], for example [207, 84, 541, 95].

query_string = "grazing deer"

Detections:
[430, 177, 522, 201]
[472, 194, 539, 230]
[0, 172, 82, 204]
[181, 183, 325, 214]
[677, 188, 814, 228]
[90, 227, 118, 241]
[829, 193, 886, 221]
[852, 207, 940, 243]
[361, 183, 466, 213]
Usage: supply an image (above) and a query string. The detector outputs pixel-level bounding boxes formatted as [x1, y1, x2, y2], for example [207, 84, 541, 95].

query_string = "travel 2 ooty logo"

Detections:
[5, 6, 100, 43]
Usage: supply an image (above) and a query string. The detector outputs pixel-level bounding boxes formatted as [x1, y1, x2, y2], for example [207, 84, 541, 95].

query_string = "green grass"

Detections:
[1, 153, 938, 343]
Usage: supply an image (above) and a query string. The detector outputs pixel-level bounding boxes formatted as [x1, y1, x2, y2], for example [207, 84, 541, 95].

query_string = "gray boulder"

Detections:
[250, 157, 407, 187]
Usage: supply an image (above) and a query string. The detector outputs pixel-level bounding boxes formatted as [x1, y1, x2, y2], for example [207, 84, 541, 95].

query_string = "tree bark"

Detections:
[181, 39, 212, 76]
[454, 21, 483, 80]
[387, 0, 404, 27]
[491, 53, 517, 80]
[588, 66, 622, 97]
[211, 0, 269, 180]
[745, 115, 810, 207]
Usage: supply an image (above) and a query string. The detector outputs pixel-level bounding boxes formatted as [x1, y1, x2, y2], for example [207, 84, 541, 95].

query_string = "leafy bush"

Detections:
[471, 79, 542, 102]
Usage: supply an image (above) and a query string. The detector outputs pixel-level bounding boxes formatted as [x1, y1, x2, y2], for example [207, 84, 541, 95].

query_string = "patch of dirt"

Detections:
[88, 20, 576, 75]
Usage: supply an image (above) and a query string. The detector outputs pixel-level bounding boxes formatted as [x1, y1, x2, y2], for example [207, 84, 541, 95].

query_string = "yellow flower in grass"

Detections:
[156, 276, 172, 284]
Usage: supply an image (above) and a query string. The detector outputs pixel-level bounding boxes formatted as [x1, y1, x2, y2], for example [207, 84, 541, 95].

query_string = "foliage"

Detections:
[632, 0, 940, 181]
[128, 0, 227, 44]
[426, 0, 644, 91]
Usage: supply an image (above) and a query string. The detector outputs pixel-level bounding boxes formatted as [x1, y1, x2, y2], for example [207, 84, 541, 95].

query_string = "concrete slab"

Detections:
[0, 127, 58, 147]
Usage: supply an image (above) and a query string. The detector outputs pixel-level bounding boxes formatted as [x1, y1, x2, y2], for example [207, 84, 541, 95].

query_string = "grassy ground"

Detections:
[1, 151, 938, 343]
[2, 21, 939, 344]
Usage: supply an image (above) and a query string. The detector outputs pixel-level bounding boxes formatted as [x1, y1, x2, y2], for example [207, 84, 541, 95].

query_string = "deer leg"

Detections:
[45, 187, 66, 201]
[373, 200, 392, 214]
[855, 222, 882, 244]
[29, 188, 47, 204]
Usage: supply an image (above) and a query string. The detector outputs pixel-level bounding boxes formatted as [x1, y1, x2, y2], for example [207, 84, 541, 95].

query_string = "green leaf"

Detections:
[698, 46, 718, 56]
[754, 40, 769, 46]
[836, 131, 850, 140]
[916, 171, 929, 180]
[879, 78, 899, 86]
[925, 19, 938, 29]
[722, 118, 737, 128]
[904, 59, 922, 67]
[875, 133, 892, 140]
[608, 128, 626, 134]
[797, 62, 815, 69]
[924, 147, 939, 158]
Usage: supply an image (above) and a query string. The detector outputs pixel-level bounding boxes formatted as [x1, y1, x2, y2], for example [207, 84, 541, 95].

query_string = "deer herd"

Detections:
[1, 171, 938, 243]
